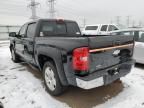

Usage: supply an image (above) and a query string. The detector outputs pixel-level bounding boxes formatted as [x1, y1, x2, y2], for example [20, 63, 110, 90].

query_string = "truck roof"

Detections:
[85, 24, 117, 27]
[27, 19, 76, 24]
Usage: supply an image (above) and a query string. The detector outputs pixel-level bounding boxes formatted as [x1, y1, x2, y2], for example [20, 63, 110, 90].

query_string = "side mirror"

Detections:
[9, 32, 16, 37]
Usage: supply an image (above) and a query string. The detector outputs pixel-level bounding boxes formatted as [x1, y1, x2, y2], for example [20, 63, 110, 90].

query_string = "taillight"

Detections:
[73, 47, 89, 71]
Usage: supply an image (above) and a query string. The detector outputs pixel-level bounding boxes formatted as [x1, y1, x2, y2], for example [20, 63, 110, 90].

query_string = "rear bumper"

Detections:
[69, 60, 135, 89]
[76, 76, 104, 89]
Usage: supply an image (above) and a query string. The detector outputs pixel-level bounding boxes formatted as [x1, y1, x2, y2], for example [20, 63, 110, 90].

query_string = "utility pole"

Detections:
[47, 0, 56, 19]
[132, 20, 135, 27]
[28, 0, 40, 20]
[116, 16, 121, 26]
[127, 16, 130, 27]
[6, 26, 10, 34]
[139, 21, 142, 27]
[83, 18, 86, 28]
[110, 19, 113, 24]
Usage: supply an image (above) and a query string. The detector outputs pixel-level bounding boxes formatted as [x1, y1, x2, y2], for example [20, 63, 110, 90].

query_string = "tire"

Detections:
[43, 61, 65, 96]
[11, 48, 21, 63]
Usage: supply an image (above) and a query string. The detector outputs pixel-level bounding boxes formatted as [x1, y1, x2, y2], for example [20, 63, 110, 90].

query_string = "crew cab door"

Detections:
[15, 24, 27, 57]
[22, 23, 36, 63]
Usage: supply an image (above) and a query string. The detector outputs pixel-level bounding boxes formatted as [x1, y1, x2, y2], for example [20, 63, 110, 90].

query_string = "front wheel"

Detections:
[43, 62, 65, 96]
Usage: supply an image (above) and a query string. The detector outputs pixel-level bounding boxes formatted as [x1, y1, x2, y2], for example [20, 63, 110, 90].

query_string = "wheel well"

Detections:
[38, 55, 55, 70]
[38, 54, 68, 86]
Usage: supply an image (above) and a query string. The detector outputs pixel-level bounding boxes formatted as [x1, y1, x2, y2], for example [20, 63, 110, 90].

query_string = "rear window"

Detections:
[85, 26, 98, 30]
[40, 21, 55, 36]
[40, 21, 81, 36]
[66, 22, 80, 35]
[56, 23, 67, 34]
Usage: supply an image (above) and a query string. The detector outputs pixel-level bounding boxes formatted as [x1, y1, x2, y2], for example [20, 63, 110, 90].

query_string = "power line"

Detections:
[47, 0, 56, 19]
[28, 0, 40, 20]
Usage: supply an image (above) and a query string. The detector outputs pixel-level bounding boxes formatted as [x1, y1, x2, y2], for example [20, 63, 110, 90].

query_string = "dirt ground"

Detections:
[24, 63, 126, 108]
[23, 63, 144, 108]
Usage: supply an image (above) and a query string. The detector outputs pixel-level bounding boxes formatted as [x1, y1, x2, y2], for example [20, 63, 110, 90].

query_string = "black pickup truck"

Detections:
[9, 19, 135, 96]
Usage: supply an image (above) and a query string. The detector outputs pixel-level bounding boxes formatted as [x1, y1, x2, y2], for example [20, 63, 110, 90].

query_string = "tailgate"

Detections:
[88, 35, 134, 73]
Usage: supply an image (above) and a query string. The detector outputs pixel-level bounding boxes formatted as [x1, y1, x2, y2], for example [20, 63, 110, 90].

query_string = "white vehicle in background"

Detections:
[110, 28, 144, 64]
[82, 24, 119, 35]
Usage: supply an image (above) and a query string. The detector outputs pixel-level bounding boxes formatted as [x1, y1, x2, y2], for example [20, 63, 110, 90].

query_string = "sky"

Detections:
[0, 0, 144, 27]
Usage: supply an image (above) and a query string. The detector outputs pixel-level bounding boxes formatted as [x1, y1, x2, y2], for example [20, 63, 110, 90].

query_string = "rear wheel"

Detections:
[11, 48, 21, 63]
[43, 61, 65, 96]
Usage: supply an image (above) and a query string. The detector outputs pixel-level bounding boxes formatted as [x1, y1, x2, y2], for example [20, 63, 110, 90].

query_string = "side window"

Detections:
[85, 26, 98, 30]
[123, 31, 132, 36]
[101, 25, 108, 31]
[26, 23, 36, 38]
[138, 32, 144, 42]
[108, 25, 118, 31]
[19, 24, 27, 36]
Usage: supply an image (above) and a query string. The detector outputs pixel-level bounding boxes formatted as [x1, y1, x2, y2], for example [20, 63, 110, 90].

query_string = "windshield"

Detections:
[85, 26, 98, 30]
[40, 21, 81, 36]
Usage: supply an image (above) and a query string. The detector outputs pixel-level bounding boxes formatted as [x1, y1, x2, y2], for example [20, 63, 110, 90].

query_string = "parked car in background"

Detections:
[82, 24, 119, 35]
[110, 28, 144, 64]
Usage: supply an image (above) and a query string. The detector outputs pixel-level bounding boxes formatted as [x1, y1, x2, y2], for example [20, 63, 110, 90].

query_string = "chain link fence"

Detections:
[0, 25, 21, 40]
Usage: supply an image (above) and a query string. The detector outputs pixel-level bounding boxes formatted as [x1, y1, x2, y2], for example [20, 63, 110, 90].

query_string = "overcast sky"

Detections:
[0, 0, 143, 26]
